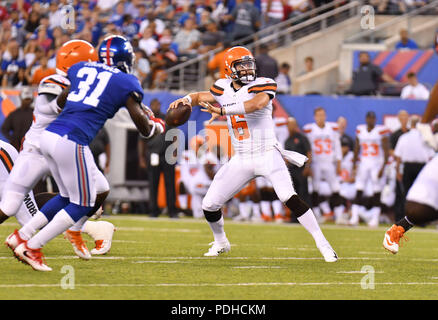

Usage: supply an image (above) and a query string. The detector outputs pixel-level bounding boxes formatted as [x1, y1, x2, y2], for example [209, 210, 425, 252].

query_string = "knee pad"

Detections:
[354, 190, 364, 206]
[285, 194, 310, 218]
[0, 190, 26, 217]
[203, 209, 222, 223]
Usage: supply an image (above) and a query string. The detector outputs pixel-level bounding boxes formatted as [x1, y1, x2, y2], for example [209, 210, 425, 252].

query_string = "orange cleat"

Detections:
[383, 224, 407, 254]
[64, 230, 91, 260]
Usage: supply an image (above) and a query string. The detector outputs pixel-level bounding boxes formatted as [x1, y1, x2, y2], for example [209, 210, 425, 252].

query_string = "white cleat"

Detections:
[318, 243, 338, 262]
[383, 224, 406, 254]
[5, 229, 25, 252]
[64, 230, 91, 260]
[204, 240, 231, 257]
[14, 243, 52, 272]
[83, 221, 115, 255]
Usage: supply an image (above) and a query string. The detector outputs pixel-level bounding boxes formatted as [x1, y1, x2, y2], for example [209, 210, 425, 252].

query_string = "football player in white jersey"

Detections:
[303, 107, 344, 223]
[383, 80, 438, 254]
[2, 41, 115, 260]
[169, 46, 337, 262]
[350, 111, 390, 227]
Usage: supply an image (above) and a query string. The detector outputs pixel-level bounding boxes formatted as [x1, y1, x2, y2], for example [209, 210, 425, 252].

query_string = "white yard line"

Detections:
[1, 282, 438, 288]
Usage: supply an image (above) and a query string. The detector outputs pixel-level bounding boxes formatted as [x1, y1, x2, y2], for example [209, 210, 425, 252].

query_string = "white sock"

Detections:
[313, 206, 322, 219]
[297, 209, 329, 248]
[334, 205, 345, 221]
[260, 201, 272, 217]
[178, 194, 188, 210]
[320, 200, 331, 215]
[272, 200, 284, 216]
[69, 215, 89, 232]
[27, 210, 75, 249]
[208, 216, 227, 243]
[350, 204, 361, 223]
[252, 202, 261, 218]
[239, 201, 251, 219]
[191, 194, 204, 219]
[18, 211, 49, 240]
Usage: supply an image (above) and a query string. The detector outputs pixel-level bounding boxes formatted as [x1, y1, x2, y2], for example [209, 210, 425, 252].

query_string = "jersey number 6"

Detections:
[230, 115, 250, 141]
[67, 67, 113, 107]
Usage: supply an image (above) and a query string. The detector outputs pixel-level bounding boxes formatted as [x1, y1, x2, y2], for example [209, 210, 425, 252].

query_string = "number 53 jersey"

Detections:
[47, 61, 144, 145]
[210, 77, 277, 156]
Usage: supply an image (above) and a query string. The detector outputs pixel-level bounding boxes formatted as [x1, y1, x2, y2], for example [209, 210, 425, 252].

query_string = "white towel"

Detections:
[274, 142, 308, 168]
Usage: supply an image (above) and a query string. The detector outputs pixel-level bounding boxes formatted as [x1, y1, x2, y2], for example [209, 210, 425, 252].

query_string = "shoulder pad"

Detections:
[38, 74, 70, 96]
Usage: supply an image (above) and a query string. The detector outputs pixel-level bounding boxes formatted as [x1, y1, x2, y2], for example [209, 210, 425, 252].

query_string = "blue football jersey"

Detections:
[47, 61, 144, 145]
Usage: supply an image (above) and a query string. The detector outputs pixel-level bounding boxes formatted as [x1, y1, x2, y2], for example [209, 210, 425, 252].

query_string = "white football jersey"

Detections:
[274, 117, 289, 148]
[0, 140, 18, 187]
[303, 122, 342, 164]
[23, 74, 70, 151]
[340, 151, 354, 182]
[356, 124, 390, 163]
[210, 77, 277, 155]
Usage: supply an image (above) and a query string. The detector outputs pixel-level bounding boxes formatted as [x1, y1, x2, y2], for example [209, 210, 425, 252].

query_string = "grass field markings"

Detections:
[232, 266, 285, 269]
[276, 247, 317, 251]
[115, 227, 200, 233]
[132, 260, 190, 264]
[3, 282, 438, 288]
[336, 271, 384, 274]
[358, 251, 390, 255]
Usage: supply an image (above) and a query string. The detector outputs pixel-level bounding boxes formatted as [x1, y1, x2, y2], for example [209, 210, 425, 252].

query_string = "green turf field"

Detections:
[1, 215, 438, 300]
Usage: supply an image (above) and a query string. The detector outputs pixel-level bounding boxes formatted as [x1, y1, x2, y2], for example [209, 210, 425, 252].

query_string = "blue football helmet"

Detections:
[98, 35, 135, 74]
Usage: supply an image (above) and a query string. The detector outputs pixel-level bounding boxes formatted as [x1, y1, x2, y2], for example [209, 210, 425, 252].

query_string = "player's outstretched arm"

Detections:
[126, 94, 164, 139]
[169, 91, 216, 110]
[200, 92, 270, 116]
[56, 86, 70, 110]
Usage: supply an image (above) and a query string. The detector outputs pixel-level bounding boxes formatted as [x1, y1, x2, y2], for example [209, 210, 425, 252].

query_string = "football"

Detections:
[165, 101, 192, 127]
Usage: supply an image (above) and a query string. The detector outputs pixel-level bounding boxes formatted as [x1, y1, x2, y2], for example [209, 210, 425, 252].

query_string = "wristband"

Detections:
[141, 121, 156, 139]
[183, 94, 192, 105]
[223, 101, 245, 115]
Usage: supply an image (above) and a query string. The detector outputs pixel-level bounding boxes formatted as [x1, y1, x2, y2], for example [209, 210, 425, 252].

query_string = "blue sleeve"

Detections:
[118, 74, 144, 104]
[1, 60, 9, 71]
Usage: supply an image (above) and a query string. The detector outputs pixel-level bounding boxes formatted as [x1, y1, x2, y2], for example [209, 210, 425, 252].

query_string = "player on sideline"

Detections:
[11, 35, 165, 271]
[383, 80, 438, 254]
[2, 41, 115, 259]
[350, 111, 390, 227]
[169, 46, 337, 262]
[303, 107, 344, 222]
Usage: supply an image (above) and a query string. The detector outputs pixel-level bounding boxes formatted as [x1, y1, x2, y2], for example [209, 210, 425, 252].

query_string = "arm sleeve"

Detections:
[247, 79, 277, 99]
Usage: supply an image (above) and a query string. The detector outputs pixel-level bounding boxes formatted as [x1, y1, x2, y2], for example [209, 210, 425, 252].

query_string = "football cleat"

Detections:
[14, 243, 52, 272]
[317, 243, 338, 262]
[5, 229, 26, 252]
[261, 213, 273, 222]
[204, 240, 231, 257]
[383, 224, 406, 254]
[274, 214, 285, 223]
[82, 221, 116, 255]
[64, 230, 91, 260]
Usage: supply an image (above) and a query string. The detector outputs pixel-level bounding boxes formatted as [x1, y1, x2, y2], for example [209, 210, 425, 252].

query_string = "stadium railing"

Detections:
[163, 0, 364, 93]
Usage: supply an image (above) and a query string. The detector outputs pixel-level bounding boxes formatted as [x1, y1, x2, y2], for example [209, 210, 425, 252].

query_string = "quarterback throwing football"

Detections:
[169, 46, 337, 262]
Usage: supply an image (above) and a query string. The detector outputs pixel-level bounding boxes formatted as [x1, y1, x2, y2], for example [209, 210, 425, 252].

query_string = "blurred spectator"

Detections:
[109, 2, 126, 27]
[275, 62, 292, 94]
[337, 116, 355, 152]
[36, 26, 52, 54]
[125, 0, 141, 19]
[208, 41, 232, 80]
[138, 99, 178, 218]
[286, 0, 313, 19]
[284, 117, 311, 206]
[154, 1, 176, 22]
[89, 128, 111, 174]
[48, 2, 63, 29]
[372, 0, 407, 14]
[255, 43, 278, 79]
[1, 87, 34, 151]
[173, 18, 201, 58]
[1, 40, 27, 87]
[30, 55, 55, 85]
[97, 0, 119, 12]
[178, 3, 201, 27]
[139, 10, 166, 36]
[299, 56, 314, 75]
[139, 27, 159, 57]
[400, 72, 430, 100]
[198, 20, 225, 53]
[24, 10, 41, 35]
[261, 0, 284, 28]
[133, 49, 151, 87]
[347, 51, 396, 96]
[228, 0, 261, 43]
[148, 37, 178, 88]
[121, 14, 140, 40]
[395, 29, 418, 50]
